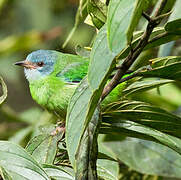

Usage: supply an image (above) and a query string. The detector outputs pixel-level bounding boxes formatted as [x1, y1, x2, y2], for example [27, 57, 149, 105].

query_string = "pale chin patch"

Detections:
[24, 68, 45, 82]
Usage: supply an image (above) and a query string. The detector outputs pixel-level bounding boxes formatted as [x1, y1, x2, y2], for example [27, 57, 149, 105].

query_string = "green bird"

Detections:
[15, 50, 89, 120]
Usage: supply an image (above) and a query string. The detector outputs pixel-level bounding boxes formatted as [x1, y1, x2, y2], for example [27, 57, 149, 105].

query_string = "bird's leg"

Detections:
[51, 121, 66, 136]
[52, 121, 69, 165]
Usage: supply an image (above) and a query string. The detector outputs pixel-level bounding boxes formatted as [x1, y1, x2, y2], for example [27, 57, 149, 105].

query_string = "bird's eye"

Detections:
[37, 62, 44, 67]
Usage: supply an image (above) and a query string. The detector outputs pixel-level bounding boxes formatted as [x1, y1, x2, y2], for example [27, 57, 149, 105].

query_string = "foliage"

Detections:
[0, 0, 181, 179]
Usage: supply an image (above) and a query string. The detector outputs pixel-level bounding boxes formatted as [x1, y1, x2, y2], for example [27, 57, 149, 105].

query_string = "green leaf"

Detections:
[165, 0, 181, 32]
[158, 1, 181, 57]
[66, 25, 116, 167]
[145, 31, 181, 51]
[97, 135, 119, 179]
[101, 120, 181, 156]
[66, 78, 92, 167]
[127, 0, 149, 43]
[0, 76, 7, 105]
[88, 0, 107, 23]
[103, 100, 181, 138]
[150, 56, 181, 68]
[122, 79, 173, 97]
[43, 164, 74, 180]
[166, 19, 181, 32]
[87, 0, 107, 29]
[107, 0, 146, 54]
[107, 0, 134, 54]
[26, 131, 62, 164]
[0, 141, 50, 180]
[138, 56, 181, 80]
[66, 77, 100, 173]
[98, 134, 118, 161]
[88, 25, 116, 90]
[97, 159, 119, 180]
[75, 107, 100, 179]
[0, 166, 13, 180]
[97, 152, 117, 162]
[102, 137, 181, 178]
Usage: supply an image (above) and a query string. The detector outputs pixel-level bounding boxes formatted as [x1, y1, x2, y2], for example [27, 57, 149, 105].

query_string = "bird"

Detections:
[15, 50, 89, 120]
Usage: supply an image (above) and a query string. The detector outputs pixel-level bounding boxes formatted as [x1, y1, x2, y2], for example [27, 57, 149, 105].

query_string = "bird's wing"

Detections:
[56, 61, 89, 83]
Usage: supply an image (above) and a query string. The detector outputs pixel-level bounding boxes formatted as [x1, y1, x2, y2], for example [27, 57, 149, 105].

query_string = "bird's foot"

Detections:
[51, 121, 65, 136]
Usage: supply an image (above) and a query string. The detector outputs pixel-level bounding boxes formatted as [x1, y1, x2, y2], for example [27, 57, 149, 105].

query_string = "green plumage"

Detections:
[15, 50, 124, 120]
[29, 76, 75, 119]
[18, 50, 89, 119]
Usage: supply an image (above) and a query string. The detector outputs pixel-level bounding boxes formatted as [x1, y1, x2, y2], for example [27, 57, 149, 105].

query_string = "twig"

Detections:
[142, 12, 151, 22]
[101, 0, 168, 101]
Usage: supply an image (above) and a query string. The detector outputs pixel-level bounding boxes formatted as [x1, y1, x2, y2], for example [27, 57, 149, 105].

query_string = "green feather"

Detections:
[30, 76, 76, 119]
[28, 52, 89, 119]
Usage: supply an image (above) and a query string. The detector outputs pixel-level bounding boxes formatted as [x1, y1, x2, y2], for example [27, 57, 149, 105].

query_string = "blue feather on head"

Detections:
[22, 50, 58, 81]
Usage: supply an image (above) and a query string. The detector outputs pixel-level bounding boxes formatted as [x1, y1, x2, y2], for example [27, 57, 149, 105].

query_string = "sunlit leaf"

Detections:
[138, 56, 181, 80]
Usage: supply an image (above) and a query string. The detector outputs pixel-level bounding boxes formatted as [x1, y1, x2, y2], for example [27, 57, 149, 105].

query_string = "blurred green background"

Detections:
[0, 0, 95, 140]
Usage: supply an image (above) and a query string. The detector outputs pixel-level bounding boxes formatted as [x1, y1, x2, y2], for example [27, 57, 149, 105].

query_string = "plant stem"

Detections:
[101, 0, 168, 101]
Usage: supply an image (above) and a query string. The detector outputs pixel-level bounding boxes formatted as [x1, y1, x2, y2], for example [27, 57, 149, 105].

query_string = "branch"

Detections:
[101, 0, 168, 100]
[142, 12, 151, 22]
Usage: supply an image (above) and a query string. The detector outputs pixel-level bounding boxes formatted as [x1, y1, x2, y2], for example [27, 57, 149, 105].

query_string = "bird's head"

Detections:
[15, 50, 58, 82]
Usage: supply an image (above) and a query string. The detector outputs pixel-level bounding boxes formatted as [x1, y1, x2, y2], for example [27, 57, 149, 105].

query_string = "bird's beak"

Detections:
[14, 60, 37, 69]
[14, 60, 26, 66]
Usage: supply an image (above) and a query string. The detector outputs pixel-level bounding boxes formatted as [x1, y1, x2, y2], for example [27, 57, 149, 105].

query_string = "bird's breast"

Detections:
[29, 78, 76, 118]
